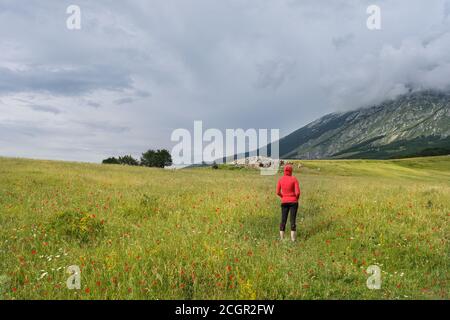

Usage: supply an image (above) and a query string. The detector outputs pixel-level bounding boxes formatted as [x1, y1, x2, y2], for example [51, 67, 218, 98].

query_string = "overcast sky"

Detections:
[1, 0, 450, 162]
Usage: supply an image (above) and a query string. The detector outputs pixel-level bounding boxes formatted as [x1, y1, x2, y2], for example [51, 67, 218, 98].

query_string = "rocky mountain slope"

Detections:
[278, 90, 450, 159]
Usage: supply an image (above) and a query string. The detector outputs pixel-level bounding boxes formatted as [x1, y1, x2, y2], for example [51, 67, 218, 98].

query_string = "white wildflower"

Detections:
[38, 272, 48, 280]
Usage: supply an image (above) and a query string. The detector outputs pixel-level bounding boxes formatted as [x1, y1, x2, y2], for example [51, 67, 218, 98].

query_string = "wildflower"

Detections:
[38, 272, 48, 280]
[85, 287, 90, 294]
[31, 250, 37, 255]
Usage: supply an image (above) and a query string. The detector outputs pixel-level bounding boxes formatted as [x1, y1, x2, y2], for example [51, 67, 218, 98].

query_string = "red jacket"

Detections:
[276, 165, 300, 203]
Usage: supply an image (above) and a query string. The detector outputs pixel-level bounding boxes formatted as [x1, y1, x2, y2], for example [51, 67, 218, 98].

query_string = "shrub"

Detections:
[118, 155, 139, 166]
[102, 157, 120, 164]
[141, 149, 172, 168]
[102, 155, 139, 166]
[51, 210, 105, 243]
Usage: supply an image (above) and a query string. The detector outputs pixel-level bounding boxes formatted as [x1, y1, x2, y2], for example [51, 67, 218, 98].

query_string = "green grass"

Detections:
[0, 156, 448, 300]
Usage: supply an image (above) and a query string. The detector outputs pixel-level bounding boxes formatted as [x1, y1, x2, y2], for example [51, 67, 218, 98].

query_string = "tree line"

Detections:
[102, 149, 172, 168]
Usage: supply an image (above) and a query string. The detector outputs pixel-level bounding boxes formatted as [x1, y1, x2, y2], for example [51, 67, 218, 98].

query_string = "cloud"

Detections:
[0, 0, 449, 162]
[135, 90, 151, 98]
[27, 104, 61, 115]
[114, 97, 135, 105]
[323, 30, 450, 110]
[332, 34, 355, 50]
[0, 65, 133, 96]
[255, 59, 297, 90]
[86, 101, 101, 108]
[76, 120, 130, 134]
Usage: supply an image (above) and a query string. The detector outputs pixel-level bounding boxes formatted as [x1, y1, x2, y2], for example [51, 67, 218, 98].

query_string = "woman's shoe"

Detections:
[290, 231, 297, 242]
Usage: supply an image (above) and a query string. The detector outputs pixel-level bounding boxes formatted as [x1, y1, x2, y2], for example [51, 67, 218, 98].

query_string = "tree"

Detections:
[102, 157, 120, 165]
[141, 149, 172, 168]
[118, 155, 139, 166]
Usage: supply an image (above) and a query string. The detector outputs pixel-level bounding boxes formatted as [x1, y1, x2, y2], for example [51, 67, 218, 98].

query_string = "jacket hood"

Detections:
[284, 164, 293, 176]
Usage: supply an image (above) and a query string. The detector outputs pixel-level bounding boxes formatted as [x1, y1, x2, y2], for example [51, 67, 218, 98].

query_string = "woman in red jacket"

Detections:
[276, 164, 300, 242]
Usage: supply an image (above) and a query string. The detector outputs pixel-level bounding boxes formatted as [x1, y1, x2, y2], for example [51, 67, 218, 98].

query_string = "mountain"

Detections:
[277, 90, 450, 159]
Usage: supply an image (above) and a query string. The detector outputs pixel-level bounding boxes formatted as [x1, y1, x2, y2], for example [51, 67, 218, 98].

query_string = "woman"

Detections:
[276, 164, 300, 242]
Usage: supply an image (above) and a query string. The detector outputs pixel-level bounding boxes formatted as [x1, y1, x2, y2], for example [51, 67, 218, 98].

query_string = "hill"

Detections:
[277, 91, 450, 159]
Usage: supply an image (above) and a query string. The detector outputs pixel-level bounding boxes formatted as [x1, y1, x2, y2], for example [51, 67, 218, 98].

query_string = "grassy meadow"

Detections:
[0, 156, 448, 300]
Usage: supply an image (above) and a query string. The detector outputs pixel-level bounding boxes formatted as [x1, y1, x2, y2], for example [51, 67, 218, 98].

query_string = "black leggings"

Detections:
[280, 202, 298, 231]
